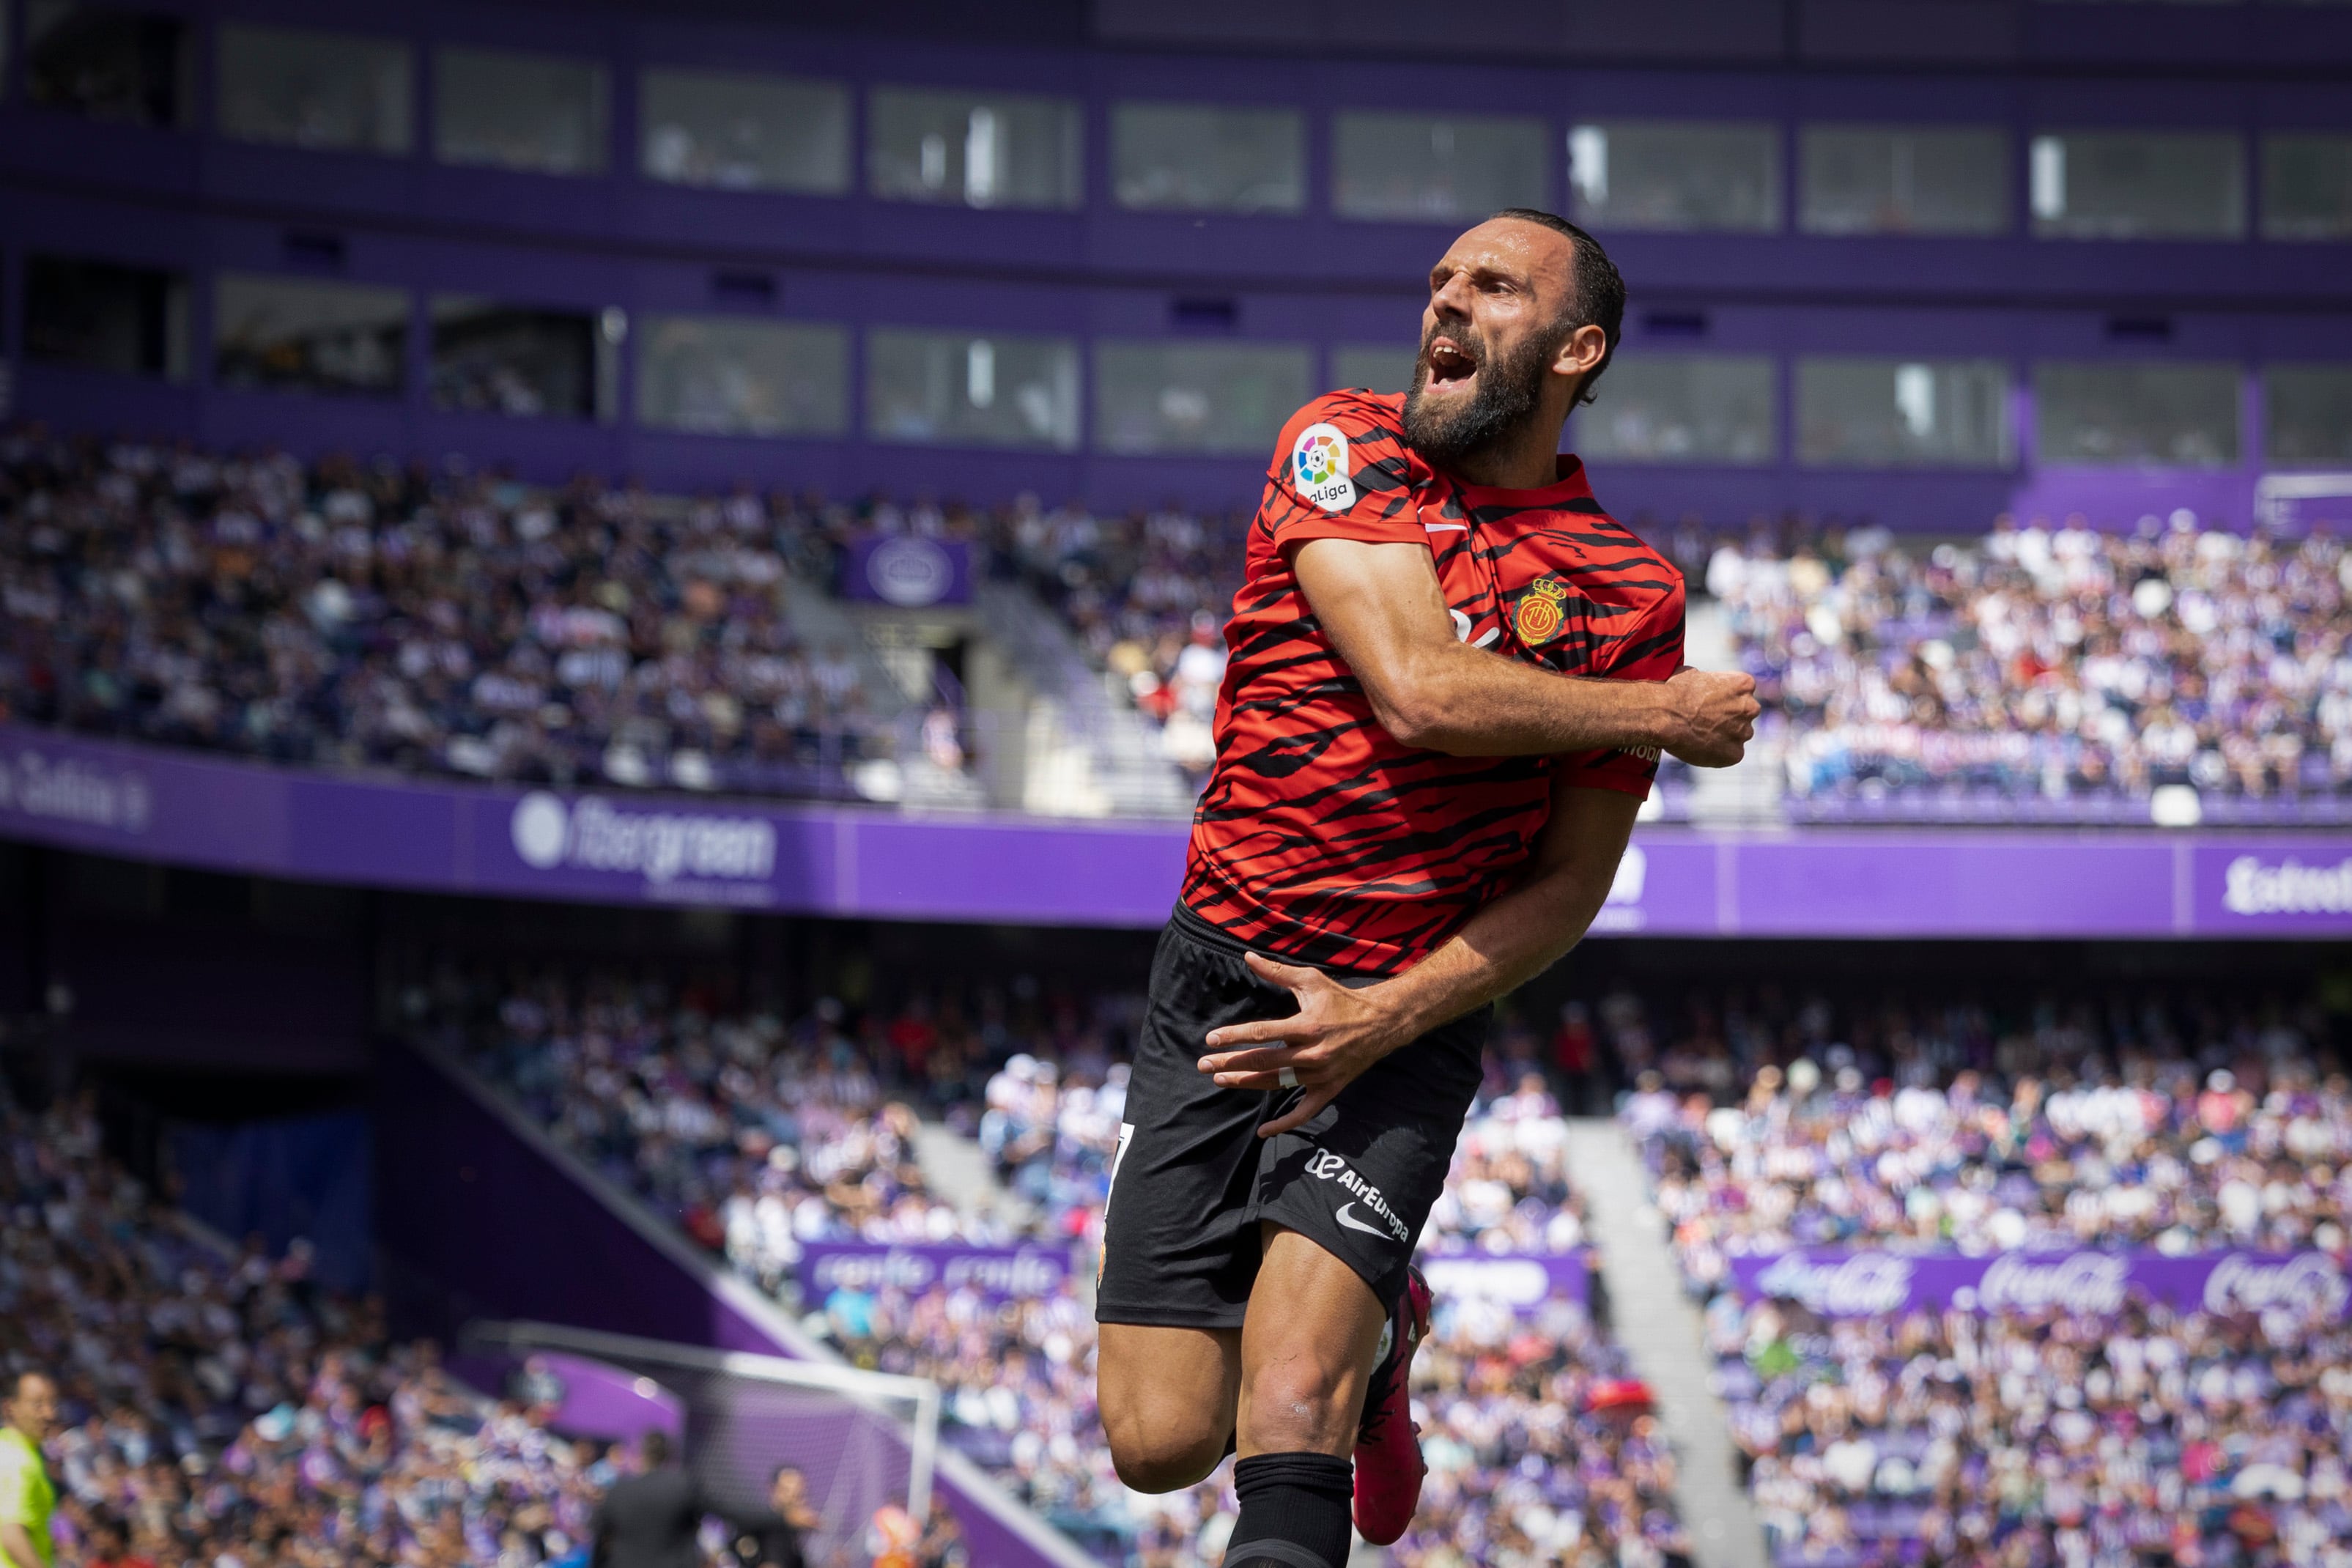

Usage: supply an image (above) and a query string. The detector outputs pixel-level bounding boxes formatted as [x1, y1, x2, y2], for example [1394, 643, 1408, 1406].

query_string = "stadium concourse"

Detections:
[7, 426, 2352, 828]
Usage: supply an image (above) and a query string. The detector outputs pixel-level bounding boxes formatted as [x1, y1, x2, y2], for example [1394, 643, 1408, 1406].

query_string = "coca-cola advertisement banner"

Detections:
[1728, 1249, 2351, 1319]
[798, 1242, 1076, 1303]
[1420, 1251, 1589, 1312]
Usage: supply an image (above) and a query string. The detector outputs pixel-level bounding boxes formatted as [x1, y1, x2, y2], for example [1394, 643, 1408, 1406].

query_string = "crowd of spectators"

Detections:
[1709, 1282, 2352, 1568]
[0, 428, 884, 800]
[1610, 981, 2352, 1568]
[428, 964, 1680, 1567]
[0, 1092, 609, 1568]
[1703, 514, 2352, 821]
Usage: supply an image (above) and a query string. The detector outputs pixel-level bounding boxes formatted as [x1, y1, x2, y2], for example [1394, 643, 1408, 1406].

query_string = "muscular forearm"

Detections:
[1361, 835, 1622, 1040]
[1375, 640, 1673, 757]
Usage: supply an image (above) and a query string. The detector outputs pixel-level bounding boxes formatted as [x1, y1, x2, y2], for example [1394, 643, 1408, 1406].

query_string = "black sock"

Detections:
[1227, 1451, 1353, 1568]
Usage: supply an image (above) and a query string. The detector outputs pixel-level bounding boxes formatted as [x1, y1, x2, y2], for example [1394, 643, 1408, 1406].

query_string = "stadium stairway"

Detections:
[911, 1118, 1041, 1238]
[977, 582, 1198, 819]
[1563, 1120, 1767, 1568]
[1682, 598, 1785, 826]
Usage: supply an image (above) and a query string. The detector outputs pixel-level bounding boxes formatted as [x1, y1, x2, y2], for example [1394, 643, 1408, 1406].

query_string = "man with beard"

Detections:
[1092, 209, 1758, 1567]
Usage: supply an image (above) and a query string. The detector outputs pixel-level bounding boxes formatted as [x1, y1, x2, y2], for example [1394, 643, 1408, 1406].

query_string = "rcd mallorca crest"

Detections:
[1513, 577, 1569, 644]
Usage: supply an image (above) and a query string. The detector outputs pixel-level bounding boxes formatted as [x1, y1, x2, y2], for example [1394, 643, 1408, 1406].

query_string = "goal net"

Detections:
[467, 1320, 940, 1564]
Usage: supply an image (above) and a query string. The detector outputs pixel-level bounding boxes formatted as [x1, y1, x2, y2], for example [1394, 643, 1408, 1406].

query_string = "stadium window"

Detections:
[1569, 355, 1776, 464]
[2033, 361, 2241, 466]
[868, 88, 1082, 210]
[1799, 126, 2009, 237]
[2261, 134, 2352, 241]
[213, 274, 407, 398]
[24, 255, 188, 379]
[215, 24, 412, 155]
[429, 297, 600, 418]
[2263, 366, 2352, 468]
[1331, 344, 1419, 396]
[1112, 103, 1305, 215]
[1331, 112, 1548, 222]
[637, 316, 848, 437]
[1094, 341, 1313, 456]
[639, 68, 850, 195]
[25, 1, 192, 128]
[1569, 122, 1780, 234]
[866, 328, 1080, 449]
[2027, 131, 2246, 240]
[433, 46, 608, 177]
[1796, 358, 2012, 467]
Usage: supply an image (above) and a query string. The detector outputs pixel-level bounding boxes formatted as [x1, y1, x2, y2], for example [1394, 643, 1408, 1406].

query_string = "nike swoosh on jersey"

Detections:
[1335, 1202, 1392, 1240]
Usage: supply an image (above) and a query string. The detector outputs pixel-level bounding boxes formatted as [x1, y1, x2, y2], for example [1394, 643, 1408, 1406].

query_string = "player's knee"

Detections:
[1102, 1408, 1226, 1493]
[1240, 1356, 1361, 1455]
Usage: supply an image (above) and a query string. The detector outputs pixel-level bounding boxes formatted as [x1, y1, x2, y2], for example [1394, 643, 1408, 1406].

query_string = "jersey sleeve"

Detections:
[1256, 391, 1427, 553]
[1554, 578, 1687, 798]
[0, 1443, 34, 1531]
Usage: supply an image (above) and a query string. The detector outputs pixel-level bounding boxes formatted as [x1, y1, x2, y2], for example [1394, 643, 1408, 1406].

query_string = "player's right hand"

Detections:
[1663, 667, 1759, 768]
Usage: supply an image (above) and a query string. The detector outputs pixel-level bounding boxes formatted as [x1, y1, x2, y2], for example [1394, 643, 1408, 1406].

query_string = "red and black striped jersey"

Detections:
[1180, 388, 1685, 976]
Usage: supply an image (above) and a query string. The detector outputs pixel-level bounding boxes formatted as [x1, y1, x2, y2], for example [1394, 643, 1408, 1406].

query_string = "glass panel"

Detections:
[24, 255, 188, 378]
[637, 316, 848, 436]
[1331, 344, 1419, 396]
[2033, 362, 2240, 466]
[429, 297, 598, 418]
[1112, 102, 1303, 213]
[1572, 355, 1776, 463]
[2264, 366, 2352, 467]
[1332, 112, 1548, 222]
[214, 274, 407, 397]
[868, 88, 1081, 210]
[1800, 125, 2008, 236]
[1569, 121, 1779, 233]
[640, 68, 849, 194]
[216, 24, 411, 154]
[2262, 134, 2352, 241]
[2029, 131, 2245, 239]
[26, 1, 191, 127]
[866, 328, 1080, 449]
[1796, 357, 2011, 467]
[1094, 341, 1312, 456]
[434, 46, 607, 176]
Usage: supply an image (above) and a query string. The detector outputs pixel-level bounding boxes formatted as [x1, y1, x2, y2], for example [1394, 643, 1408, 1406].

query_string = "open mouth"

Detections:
[1423, 335, 1479, 395]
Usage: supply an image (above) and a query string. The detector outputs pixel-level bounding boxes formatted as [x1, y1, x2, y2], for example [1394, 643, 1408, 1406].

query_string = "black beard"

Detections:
[1400, 320, 1556, 473]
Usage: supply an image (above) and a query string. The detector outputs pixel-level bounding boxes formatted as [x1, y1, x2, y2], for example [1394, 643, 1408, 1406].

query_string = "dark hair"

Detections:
[1487, 207, 1626, 407]
[642, 1428, 671, 1465]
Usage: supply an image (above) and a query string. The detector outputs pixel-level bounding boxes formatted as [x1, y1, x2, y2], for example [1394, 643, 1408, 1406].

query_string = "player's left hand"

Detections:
[1196, 953, 1421, 1139]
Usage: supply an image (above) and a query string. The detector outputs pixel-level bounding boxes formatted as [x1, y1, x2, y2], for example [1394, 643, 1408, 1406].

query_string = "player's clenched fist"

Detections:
[1663, 667, 1760, 768]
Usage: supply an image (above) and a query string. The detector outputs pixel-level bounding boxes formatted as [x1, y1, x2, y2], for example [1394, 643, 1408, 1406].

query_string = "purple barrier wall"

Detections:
[374, 1039, 1085, 1568]
[800, 1241, 1076, 1304]
[1418, 1251, 1589, 1312]
[1726, 1249, 2351, 1319]
[7, 725, 2348, 939]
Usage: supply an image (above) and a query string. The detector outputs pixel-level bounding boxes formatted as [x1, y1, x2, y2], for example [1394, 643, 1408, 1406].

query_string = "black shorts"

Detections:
[1095, 906, 1488, 1328]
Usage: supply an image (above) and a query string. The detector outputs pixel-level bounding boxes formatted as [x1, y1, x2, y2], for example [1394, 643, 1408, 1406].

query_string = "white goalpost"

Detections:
[467, 1320, 942, 1558]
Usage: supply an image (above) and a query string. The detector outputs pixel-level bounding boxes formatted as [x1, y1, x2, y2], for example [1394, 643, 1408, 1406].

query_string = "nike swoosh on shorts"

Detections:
[1335, 1203, 1391, 1240]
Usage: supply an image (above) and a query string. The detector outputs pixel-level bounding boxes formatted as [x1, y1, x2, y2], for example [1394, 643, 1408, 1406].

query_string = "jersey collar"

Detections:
[1448, 454, 1596, 511]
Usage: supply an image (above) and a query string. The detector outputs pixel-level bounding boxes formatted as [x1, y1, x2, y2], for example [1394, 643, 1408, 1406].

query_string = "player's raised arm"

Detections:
[1292, 533, 1757, 766]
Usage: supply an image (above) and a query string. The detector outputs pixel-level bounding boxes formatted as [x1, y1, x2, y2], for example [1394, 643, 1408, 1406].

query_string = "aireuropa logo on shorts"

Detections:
[2222, 854, 2352, 917]
[0, 744, 153, 835]
[509, 791, 777, 895]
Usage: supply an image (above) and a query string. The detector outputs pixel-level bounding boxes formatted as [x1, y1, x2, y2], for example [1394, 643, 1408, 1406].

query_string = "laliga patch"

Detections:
[1292, 423, 1357, 513]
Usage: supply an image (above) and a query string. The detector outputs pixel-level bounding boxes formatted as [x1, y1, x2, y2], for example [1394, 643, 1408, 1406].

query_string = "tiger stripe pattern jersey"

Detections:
[1180, 388, 1686, 976]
